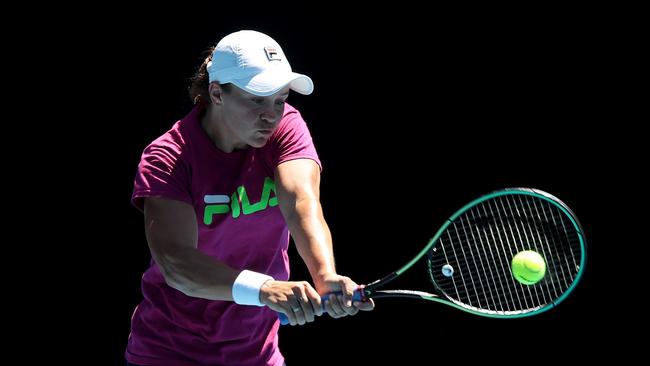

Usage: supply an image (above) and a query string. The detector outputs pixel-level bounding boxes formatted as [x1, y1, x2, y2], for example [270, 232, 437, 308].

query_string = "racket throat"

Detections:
[366, 272, 399, 291]
[362, 271, 419, 300]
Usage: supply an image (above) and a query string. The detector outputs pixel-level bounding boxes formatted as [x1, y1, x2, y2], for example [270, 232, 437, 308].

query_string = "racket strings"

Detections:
[428, 193, 583, 315]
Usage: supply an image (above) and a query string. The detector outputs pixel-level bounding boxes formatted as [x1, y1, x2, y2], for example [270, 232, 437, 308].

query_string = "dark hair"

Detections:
[188, 47, 231, 105]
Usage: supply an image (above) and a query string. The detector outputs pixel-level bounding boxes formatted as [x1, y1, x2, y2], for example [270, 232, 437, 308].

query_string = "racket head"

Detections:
[426, 188, 586, 317]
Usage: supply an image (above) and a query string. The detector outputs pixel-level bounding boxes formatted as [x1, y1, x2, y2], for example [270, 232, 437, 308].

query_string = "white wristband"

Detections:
[232, 270, 273, 306]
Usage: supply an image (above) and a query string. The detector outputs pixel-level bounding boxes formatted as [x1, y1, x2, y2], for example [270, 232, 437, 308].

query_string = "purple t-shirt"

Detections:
[126, 103, 320, 366]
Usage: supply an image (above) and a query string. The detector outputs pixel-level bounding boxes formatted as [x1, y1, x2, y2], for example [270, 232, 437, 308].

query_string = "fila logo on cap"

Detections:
[264, 47, 281, 61]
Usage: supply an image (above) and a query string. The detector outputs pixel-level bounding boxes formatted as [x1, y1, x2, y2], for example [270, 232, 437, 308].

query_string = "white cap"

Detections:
[207, 30, 314, 96]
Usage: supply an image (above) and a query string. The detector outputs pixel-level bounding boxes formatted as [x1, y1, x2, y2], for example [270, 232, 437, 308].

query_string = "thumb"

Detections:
[338, 277, 355, 307]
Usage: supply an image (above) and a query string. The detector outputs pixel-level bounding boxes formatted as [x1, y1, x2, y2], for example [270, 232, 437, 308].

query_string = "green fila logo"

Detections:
[203, 177, 278, 224]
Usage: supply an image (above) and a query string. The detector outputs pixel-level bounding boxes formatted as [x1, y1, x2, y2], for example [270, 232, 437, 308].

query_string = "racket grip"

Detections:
[278, 290, 364, 325]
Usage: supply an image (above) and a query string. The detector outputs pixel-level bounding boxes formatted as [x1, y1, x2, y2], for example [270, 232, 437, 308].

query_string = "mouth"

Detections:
[258, 129, 274, 136]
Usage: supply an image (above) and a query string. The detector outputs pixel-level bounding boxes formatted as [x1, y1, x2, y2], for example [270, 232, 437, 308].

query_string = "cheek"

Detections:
[245, 109, 262, 121]
[225, 105, 255, 126]
[232, 103, 260, 121]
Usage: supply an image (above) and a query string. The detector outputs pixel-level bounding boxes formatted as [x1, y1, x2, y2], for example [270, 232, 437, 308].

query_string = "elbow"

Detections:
[153, 251, 194, 295]
[284, 196, 320, 220]
[159, 266, 195, 296]
[163, 273, 193, 296]
[157, 260, 182, 289]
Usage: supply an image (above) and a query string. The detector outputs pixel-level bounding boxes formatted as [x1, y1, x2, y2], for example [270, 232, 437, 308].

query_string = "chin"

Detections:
[249, 138, 269, 148]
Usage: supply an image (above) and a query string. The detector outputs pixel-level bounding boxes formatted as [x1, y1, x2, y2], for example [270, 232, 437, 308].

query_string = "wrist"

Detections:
[315, 271, 337, 282]
[313, 271, 337, 289]
[232, 270, 274, 306]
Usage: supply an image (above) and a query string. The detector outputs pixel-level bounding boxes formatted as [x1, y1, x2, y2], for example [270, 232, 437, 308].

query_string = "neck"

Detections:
[201, 105, 243, 153]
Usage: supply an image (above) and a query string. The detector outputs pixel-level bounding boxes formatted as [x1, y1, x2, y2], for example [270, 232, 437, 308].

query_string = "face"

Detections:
[212, 84, 290, 150]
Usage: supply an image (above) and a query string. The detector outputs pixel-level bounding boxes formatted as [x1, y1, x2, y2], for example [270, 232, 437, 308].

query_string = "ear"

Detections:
[208, 82, 224, 105]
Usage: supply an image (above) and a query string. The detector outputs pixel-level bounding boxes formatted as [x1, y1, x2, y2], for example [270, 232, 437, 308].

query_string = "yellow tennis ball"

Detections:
[511, 250, 546, 285]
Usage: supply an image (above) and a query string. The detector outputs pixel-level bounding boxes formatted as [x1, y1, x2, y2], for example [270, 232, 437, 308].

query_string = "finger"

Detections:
[304, 284, 323, 317]
[325, 293, 344, 318]
[293, 284, 315, 323]
[339, 277, 355, 307]
[334, 294, 350, 316]
[283, 305, 299, 326]
[294, 307, 306, 325]
[282, 292, 301, 326]
[288, 298, 306, 325]
[353, 299, 375, 311]
[339, 294, 358, 316]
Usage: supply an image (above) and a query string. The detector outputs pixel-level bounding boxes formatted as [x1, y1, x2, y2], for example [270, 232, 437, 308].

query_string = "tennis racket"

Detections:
[279, 187, 585, 324]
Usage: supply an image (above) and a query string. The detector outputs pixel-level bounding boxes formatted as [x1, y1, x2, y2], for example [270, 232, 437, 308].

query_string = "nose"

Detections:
[260, 107, 280, 125]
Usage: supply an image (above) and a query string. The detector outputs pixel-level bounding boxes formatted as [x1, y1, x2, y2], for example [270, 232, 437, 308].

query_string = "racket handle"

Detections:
[278, 290, 364, 325]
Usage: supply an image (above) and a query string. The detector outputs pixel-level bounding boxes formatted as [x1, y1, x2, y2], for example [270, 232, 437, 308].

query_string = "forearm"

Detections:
[152, 244, 239, 300]
[286, 198, 336, 289]
[273, 160, 373, 319]
[144, 196, 269, 304]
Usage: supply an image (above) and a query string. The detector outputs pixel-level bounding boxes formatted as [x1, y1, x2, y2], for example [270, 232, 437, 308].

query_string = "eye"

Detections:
[251, 98, 265, 105]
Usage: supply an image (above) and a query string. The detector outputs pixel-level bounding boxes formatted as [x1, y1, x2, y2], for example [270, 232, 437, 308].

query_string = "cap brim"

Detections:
[231, 69, 314, 97]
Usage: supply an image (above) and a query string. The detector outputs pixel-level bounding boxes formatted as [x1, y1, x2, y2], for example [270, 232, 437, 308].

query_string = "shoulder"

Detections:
[143, 106, 202, 158]
[283, 102, 300, 116]
[275, 103, 310, 134]
[144, 122, 185, 160]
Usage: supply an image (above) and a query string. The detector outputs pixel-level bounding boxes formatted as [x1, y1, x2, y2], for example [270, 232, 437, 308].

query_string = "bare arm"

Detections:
[145, 195, 325, 324]
[274, 159, 336, 291]
[143, 197, 239, 300]
[274, 159, 374, 318]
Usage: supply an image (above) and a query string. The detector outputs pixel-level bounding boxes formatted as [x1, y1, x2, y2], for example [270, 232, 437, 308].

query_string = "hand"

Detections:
[259, 280, 323, 326]
[316, 273, 375, 319]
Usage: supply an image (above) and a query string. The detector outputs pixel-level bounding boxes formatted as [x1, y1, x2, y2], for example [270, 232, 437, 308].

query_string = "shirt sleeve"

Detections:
[131, 138, 192, 211]
[269, 104, 322, 171]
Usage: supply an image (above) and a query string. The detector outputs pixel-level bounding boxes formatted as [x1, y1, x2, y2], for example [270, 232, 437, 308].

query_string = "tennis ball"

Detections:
[442, 264, 454, 277]
[511, 250, 546, 285]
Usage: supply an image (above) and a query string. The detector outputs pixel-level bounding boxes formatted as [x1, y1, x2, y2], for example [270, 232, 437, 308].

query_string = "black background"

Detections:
[71, 5, 640, 364]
